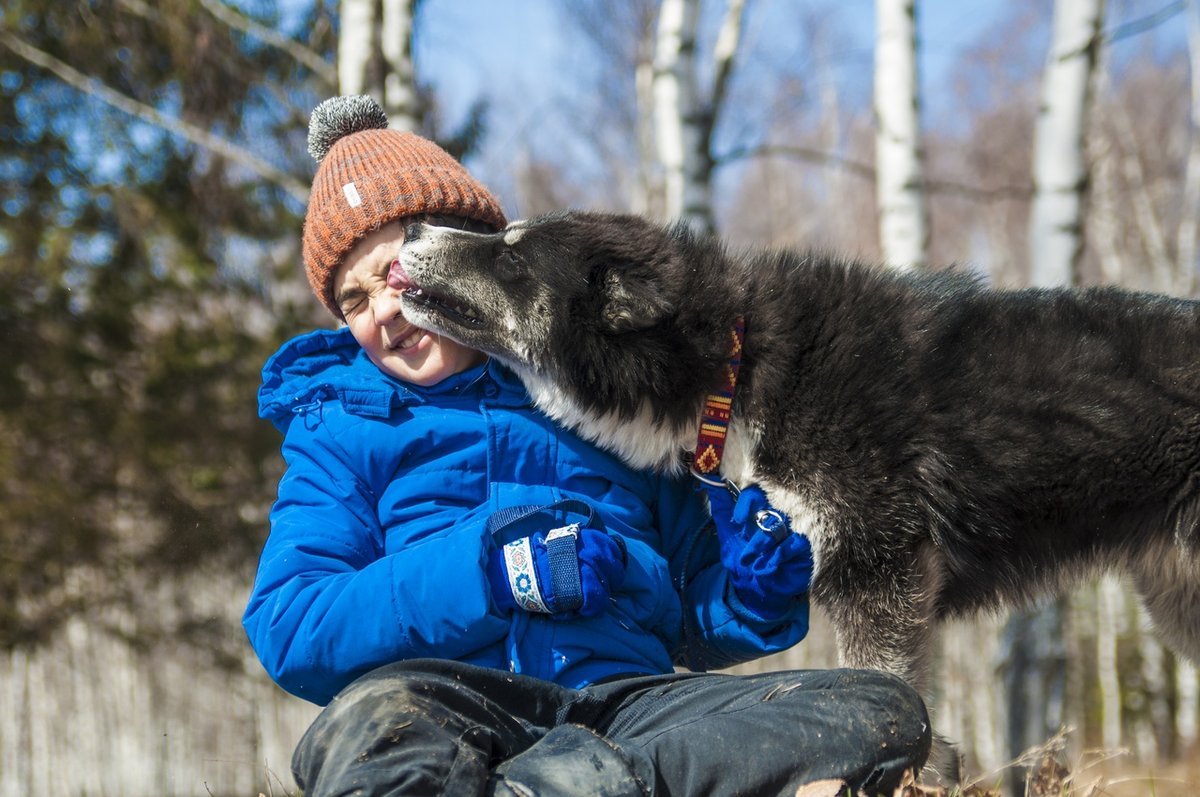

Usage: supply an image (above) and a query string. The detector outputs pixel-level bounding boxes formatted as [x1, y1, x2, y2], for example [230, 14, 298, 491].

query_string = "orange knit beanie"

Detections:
[302, 95, 507, 317]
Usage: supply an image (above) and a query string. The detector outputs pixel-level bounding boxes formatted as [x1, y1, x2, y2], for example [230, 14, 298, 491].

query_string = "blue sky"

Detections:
[414, 0, 1185, 131]
[403, 0, 1186, 212]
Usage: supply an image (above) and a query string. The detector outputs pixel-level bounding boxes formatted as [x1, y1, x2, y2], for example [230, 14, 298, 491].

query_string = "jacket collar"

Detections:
[258, 328, 526, 431]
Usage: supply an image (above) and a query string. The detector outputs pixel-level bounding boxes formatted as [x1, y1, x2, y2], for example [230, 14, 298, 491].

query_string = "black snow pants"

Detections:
[292, 659, 931, 797]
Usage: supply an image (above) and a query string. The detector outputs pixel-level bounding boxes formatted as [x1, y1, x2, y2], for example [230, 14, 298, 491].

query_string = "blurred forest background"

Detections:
[1, 0, 1199, 794]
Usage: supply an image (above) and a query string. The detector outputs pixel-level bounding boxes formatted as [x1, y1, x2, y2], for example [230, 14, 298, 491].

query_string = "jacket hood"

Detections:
[258, 327, 495, 433]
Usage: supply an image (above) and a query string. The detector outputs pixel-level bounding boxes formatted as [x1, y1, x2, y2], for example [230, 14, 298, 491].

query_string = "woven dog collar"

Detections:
[690, 316, 746, 482]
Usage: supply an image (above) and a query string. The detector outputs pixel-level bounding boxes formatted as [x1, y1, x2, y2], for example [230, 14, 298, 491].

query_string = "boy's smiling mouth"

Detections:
[388, 325, 426, 352]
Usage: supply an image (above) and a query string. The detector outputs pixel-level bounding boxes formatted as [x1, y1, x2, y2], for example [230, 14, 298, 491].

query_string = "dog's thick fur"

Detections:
[398, 211, 1200, 778]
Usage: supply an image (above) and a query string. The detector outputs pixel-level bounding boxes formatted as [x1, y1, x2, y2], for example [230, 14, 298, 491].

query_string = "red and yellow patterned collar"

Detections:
[690, 316, 745, 486]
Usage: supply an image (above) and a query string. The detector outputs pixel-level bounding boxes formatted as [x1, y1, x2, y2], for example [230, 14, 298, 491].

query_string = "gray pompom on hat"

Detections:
[306, 94, 389, 162]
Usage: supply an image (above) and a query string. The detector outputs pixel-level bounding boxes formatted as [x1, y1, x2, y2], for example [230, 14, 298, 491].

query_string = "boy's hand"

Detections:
[487, 525, 627, 619]
[702, 483, 813, 620]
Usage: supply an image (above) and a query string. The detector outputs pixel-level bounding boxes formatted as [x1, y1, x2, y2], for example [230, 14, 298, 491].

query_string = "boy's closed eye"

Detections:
[337, 289, 367, 316]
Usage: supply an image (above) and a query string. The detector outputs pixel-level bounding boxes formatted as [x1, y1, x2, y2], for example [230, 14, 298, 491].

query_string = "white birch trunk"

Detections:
[338, 0, 419, 132]
[652, 0, 745, 234]
[338, 0, 378, 98]
[634, 38, 658, 216]
[1135, 605, 1167, 761]
[695, 0, 746, 232]
[941, 620, 1005, 774]
[381, 0, 419, 132]
[1028, 0, 1105, 287]
[1178, 0, 1200, 295]
[653, 0, 708, 233]
[1088, 128, 1126, 284]
[874, 0, 928, 270]
[1178, 659, 1199, 748]
[1063, 592, 1087, 768]
[1107, 81, 1174, 291]
[1097, 577, 1123, 750]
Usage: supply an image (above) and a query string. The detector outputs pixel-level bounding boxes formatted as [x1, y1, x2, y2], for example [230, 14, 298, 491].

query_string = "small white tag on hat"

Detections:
[342, 182, 362, 208]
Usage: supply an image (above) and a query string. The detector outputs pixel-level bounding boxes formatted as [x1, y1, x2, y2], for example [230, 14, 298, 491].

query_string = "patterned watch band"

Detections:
[502, 536, 549, 613]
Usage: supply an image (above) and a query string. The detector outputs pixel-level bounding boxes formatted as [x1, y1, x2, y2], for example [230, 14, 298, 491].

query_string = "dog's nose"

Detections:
[404, 222, 424, 242]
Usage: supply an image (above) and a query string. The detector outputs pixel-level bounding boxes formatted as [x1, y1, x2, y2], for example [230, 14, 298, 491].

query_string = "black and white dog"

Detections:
[397, 210, 1200, 778]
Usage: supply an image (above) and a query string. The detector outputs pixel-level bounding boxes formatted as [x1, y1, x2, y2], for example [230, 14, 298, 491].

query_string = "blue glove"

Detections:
[702, 482, 813, 620]
[487, 524, 627, 619]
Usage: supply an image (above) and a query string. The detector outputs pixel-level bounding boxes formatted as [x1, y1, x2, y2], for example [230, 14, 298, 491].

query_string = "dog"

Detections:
[396, 210, 1200, 779]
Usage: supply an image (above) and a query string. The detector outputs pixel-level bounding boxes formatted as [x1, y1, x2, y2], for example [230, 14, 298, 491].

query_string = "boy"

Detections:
[244, 95, 930, 797]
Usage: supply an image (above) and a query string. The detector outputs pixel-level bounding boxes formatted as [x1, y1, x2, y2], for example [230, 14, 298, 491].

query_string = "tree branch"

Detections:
[195, 0, 337, 89]
[715, 143, 1034, 202]
[709, 0, 747, 127]
[717, 142, 876, 179]
[1105, 0, 1184, 43]
[0, 30, 310, 203]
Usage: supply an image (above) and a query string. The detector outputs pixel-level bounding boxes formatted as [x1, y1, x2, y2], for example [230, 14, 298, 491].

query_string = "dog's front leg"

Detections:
[813, 539, 961, 785]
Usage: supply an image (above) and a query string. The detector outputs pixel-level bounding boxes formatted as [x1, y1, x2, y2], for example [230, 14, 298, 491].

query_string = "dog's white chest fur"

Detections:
[518, 371, 694, 472]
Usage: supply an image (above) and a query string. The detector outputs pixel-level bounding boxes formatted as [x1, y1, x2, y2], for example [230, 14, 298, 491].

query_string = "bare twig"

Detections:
[1105, 0, 1185, 43]
[923, 178, 1033, 202]
[709, 0, 747, 128]
[716, 143, 1033, 202]
[1105, 71, 1175, 291]
[195, 0, 337, 88]
[717, 142, 876, 178]
[0, 30, 310, 202]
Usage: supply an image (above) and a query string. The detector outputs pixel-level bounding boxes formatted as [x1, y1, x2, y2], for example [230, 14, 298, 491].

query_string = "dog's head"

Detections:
[397, 211, 728, 424]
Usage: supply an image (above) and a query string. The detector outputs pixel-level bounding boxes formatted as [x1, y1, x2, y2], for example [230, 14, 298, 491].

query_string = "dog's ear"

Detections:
[600, 268, 674, 333]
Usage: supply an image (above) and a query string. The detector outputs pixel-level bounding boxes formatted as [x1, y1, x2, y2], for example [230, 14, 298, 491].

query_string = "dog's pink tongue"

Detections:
[387, 259, 413, 290]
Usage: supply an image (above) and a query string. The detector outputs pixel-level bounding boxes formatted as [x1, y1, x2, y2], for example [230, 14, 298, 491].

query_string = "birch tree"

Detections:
[653, 0, 706, 231]
[635, 21, 660, 216]
[1027, 0, 1105, 287]
[1002, 7, 1105, 773]
[1179, 660, 1199, 752]
[1179, 0, 1200, 295]
[1172, 11, 1200, 742]
[338, 0, 420, 131]
[874, 0, 928, 270]
[1097, 577, 1124, 750]
[338, 0, 375, 97]
[653, 0, 747, 234]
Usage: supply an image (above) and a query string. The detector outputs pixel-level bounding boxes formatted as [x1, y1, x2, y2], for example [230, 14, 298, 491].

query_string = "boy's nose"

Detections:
[373, 289, 405, 325]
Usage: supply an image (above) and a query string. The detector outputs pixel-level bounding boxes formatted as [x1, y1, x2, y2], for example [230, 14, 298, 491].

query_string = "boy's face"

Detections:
[334, 221, 486, 386]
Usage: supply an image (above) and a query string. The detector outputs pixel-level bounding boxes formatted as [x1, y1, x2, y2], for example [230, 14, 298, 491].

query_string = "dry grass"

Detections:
[894, 730, 1200, 797]
[895, 754, 1067, 797]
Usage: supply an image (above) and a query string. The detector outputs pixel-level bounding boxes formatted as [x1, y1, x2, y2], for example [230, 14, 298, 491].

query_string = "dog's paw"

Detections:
[920, 733, 963, 788]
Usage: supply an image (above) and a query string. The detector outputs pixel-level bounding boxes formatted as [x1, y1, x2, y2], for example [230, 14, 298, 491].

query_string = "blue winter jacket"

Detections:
[243, 328, 808, 705]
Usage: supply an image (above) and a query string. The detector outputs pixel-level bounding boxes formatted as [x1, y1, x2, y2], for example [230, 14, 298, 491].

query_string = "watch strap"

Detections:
[545, 524, 583, 612]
